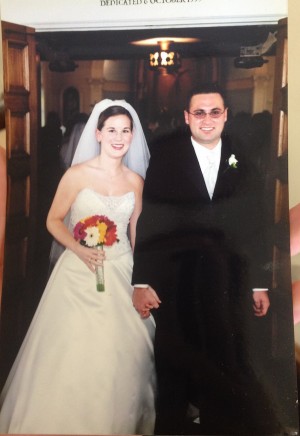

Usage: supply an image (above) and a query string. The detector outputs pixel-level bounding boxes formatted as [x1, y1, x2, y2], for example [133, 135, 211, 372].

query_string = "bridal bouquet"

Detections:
[73, 215, 119, 292]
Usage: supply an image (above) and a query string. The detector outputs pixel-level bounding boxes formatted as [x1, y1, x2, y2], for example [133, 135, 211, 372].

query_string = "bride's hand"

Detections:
[133, 286, 161, 318]
[74, 244, 106, 272]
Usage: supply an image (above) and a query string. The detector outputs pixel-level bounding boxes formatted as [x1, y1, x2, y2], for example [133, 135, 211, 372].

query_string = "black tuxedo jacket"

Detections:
[133, 132, 271, 296]
[132, 131, 278, 435]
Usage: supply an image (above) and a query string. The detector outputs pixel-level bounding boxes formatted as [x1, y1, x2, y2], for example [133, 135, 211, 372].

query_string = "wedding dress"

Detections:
[0, 189, 156, 435]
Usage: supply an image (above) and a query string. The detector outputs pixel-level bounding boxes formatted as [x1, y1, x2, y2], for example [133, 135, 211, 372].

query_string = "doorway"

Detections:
[1, 19, 298, 433]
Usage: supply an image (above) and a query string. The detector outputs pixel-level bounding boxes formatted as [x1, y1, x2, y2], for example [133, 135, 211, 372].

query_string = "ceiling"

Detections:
[36, 24, 278, 62]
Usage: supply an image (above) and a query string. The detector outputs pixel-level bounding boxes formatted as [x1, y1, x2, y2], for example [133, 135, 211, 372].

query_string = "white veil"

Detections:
[72, 99, 150, 178]
[49, 99, 150, 269]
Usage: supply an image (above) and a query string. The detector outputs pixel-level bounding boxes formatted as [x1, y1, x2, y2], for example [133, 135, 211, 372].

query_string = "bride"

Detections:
[0, 100, 156, 434]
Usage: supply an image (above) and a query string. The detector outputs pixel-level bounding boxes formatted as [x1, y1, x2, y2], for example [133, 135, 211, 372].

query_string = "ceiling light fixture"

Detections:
[131, 37, 199, 74]
[149, 40, 180, 73]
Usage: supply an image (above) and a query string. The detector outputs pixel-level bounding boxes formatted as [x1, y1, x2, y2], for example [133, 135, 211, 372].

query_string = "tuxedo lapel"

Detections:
[183, 140, 209, 198]
[213, 139, 239, 200]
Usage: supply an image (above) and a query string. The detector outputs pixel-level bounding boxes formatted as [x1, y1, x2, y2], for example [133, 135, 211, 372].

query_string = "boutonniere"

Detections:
[228, 154, 238, 169]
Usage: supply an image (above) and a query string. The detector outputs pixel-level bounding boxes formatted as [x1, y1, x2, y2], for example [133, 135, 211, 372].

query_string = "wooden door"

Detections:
[270, 18, 290, 351]
[0, 21, 39, 386]
[269, 18, 299, 430]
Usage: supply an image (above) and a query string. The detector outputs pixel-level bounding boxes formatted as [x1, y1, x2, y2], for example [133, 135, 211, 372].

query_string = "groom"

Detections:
[132, 83, 280, 434]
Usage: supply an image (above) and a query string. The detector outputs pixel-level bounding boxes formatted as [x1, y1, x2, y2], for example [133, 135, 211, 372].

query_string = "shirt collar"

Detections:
[191, 137, 222, 169]
[191, 137, 222, 156]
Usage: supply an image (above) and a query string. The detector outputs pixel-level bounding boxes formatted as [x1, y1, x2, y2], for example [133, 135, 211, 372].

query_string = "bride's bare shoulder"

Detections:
[59, 162, 94, 190]
[66, 159, 97, 174]
[124, 168, 144, 192]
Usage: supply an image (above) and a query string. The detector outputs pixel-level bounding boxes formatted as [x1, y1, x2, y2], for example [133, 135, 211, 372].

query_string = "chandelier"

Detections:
[149, 40, 181, 73]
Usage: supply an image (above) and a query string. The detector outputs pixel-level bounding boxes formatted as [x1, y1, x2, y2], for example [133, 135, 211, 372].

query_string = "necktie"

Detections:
[205, 153, 217, 198]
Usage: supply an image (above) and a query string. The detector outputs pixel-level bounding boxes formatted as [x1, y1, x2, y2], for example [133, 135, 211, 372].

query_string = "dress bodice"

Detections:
[70, 188, 135, 259]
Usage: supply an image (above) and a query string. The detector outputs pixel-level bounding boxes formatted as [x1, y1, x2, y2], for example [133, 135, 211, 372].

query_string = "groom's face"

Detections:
[184, 92, 227, 149]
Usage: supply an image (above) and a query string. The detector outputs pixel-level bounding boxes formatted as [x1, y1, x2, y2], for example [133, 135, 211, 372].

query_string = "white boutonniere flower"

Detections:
[228, 154, 238, 169]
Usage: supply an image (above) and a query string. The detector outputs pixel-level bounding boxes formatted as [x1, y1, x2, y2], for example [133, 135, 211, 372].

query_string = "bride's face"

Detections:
[96, 114, 133, 159]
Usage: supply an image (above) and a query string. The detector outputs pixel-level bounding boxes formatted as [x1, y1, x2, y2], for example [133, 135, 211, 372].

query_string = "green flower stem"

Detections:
[95, 245, 105, 292]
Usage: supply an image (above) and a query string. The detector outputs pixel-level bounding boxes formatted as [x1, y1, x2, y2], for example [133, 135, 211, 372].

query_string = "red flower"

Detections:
[73, 221, 87, 240]
[105, 223, 118, 246]
[84, 215, 102, 227]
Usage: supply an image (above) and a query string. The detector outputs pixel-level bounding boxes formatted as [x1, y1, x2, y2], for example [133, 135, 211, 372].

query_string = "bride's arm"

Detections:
[129, 174, 162, 317]
[129, 174, 144, 251]
[46, 166, 104, 271]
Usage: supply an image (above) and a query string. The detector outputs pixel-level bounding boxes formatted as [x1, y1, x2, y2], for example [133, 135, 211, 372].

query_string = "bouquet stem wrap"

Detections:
[96, 245, 105, 292]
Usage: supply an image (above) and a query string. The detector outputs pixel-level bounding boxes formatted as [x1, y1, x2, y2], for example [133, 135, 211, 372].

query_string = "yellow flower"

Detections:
[98, 222, 108, 244]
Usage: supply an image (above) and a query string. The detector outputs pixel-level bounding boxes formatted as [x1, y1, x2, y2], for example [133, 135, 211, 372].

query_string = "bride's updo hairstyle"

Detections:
[97, 106, 133, 131]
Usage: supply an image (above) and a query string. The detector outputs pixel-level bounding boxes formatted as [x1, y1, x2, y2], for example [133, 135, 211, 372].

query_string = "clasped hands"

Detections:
[132, 286, 270, 319]
[133, 286, 161, 318]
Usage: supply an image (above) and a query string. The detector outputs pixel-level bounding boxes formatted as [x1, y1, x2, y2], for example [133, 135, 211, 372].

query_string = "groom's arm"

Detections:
[236, 159, 272, 315]
[132, 142, 176, 287]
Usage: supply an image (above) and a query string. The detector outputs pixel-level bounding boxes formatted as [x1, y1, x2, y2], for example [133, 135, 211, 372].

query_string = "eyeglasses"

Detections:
[187, 108, 227, 120]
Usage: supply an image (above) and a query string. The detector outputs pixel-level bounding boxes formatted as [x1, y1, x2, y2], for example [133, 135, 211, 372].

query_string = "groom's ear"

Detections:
[224, 108, 228, 123]
[184, 110, 190, 125]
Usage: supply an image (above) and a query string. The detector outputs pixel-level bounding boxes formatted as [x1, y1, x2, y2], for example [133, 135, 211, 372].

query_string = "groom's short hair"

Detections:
[186, 83, 227, 110]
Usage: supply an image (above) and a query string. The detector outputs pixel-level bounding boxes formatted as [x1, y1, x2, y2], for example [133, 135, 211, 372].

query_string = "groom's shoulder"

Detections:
[150, 128, 190, 157]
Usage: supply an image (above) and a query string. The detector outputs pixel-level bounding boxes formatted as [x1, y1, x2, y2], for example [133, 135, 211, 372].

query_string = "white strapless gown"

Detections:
[0, 189, 156, 435]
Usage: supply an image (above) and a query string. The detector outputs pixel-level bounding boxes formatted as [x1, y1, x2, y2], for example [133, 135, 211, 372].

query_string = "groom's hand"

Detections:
[133, 286, 161, 318]
[252, 290, 270, 317]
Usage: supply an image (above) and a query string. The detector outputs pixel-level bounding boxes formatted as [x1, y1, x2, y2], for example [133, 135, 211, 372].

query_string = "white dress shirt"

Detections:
[191, 136, 221, 199]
